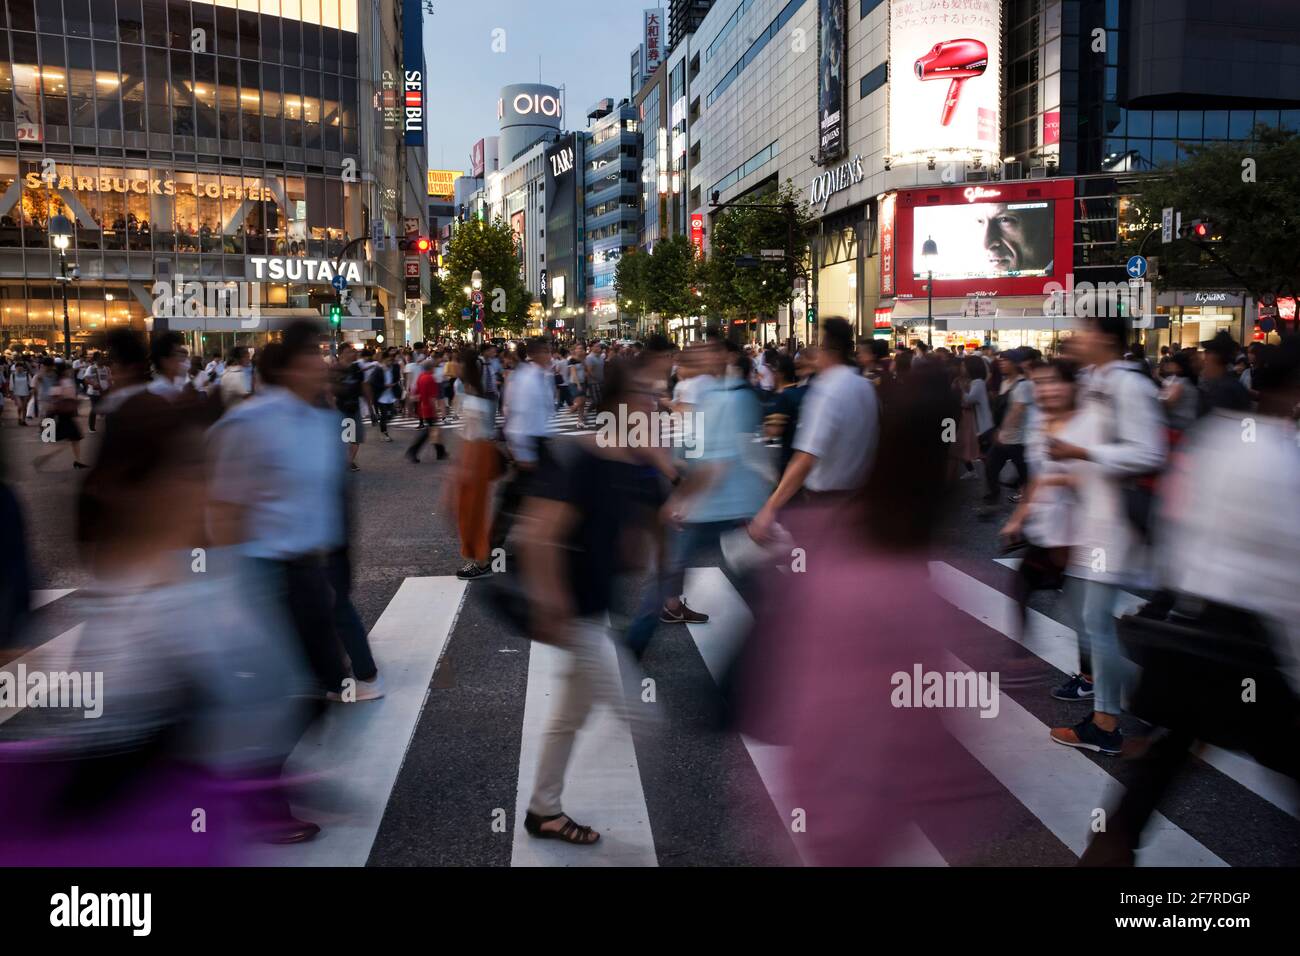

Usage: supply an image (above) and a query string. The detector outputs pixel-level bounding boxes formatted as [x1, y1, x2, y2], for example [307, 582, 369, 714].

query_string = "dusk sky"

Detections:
[424, 0, 652, 173]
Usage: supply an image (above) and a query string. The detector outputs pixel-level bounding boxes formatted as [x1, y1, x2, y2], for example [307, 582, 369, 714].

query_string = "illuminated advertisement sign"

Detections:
[892, 179, 1074, 299]
[888, 0, 1002, 164]
[402, 0, 424, 146]
[471, 139, 486, 177]
[427, 169, 460, 198]
[690, 213, 705, 259]
[644, 8, 665, 74]
[817, 0, 847, 162]
[879, 192, 897, 297]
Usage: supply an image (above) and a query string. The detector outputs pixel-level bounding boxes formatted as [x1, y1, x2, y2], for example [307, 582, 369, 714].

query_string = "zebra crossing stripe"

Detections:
[681, 567, 948, 866]
[266, 576, 468, 867]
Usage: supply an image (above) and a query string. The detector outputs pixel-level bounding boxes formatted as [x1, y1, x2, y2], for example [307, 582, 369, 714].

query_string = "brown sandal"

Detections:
[524, 811, 600, 845]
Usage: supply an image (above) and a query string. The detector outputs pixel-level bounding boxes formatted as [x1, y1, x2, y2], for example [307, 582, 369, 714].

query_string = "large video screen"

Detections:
[912, 199, 1057, 281]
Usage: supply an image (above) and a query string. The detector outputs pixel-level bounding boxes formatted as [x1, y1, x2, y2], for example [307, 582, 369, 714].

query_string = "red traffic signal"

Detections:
[415, 236, 431, 254]
[1182, 218, 1213, 239]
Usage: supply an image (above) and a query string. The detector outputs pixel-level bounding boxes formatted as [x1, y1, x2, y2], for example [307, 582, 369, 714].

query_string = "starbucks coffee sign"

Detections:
[809, 155, 864, 211]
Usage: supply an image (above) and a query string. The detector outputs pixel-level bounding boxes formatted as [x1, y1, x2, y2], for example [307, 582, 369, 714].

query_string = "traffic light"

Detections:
[328, 303, 342, 327]
[414, 236, 431, 254]
[807, 306, 817, 324]
[1181, 218, 1213, 239]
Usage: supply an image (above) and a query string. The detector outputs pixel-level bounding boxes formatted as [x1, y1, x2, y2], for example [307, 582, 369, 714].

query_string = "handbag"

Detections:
[1117, 596, 1298, 757]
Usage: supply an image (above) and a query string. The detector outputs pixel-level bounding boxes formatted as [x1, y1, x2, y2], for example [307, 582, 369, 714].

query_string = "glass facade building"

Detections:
[0, 0, 420, 350]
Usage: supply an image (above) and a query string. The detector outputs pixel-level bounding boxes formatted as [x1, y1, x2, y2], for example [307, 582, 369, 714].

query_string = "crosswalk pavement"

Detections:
[380, 407, 598, 436]
[11, 558, 1299, 866]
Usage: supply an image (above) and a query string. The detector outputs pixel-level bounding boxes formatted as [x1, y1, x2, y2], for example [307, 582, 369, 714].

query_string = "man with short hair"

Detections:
[749, 318, 880, 542]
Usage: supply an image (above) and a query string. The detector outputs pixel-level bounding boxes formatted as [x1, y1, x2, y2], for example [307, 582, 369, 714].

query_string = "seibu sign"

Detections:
[809, 155, 864, 211]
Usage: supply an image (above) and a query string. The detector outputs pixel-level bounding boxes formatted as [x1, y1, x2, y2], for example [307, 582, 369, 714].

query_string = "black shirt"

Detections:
[530, 442, 648, 617]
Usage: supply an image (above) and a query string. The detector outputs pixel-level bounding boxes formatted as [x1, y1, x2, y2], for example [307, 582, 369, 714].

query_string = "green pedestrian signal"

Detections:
[806, 307, 816, 323]
[329, 303, 342, 327]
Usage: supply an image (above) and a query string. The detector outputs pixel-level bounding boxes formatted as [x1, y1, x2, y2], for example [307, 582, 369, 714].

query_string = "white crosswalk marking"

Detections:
[511, 619, 657, 867]
[682, 567, 947, 867]
[988, 558, 1300, 821]
[30, 589, 75, 611]
[0, 623, 85, 728]
[930, 561, 1227, 865]
[266, 576, 468, 867]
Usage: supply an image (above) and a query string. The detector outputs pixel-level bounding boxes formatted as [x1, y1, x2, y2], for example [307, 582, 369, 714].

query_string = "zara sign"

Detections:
[809, 155, 864, 211]
[549, 146, 575, 178]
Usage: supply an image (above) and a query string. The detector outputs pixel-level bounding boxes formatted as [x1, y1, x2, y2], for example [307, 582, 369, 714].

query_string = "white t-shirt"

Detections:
[404, 361, 421, 391]
[673, 374, 715, 407]
[793, 363, 880, 492]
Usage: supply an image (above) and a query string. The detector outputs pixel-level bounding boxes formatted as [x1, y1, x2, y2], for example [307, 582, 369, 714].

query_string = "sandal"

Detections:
[523, 811, 600, 845]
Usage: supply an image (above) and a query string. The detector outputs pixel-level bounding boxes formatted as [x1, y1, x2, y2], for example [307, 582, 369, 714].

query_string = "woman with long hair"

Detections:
[452, 346, 504, 580]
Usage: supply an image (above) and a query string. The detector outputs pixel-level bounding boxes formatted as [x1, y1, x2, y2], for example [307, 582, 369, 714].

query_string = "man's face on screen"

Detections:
[981, 203, 1052, 274]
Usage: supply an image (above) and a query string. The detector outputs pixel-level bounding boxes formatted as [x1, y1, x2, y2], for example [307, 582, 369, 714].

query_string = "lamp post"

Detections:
[921, 235, 938, 350]
[471, 268, 483, 344]
[50, 213, 75, 359]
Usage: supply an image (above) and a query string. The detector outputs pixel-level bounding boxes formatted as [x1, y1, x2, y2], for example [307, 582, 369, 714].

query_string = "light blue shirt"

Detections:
[207, 386, 346, 559]
[684, 380, 771, 523]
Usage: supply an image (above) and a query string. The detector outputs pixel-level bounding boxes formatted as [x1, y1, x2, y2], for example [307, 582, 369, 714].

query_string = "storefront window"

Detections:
[174, 171, 199, 250]
[285, 177, 307, 255]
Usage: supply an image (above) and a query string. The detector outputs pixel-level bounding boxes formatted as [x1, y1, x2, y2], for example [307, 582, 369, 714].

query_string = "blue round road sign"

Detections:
[331, 274, 348, 292]
[1126, 255, 1147, 279]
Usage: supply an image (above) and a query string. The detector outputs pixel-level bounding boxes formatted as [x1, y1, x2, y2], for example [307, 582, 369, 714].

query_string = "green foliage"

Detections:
[646, 234, 697, 323]
[697, 180, 815, 323]
[614, 249, 650, 316]
[438, 217, 531, 334]
[1128, 126, 1300, 298]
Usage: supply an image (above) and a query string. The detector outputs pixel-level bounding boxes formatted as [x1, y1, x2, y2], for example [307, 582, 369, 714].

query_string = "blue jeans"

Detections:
[1078, 578, 1130, 716]
[623, 520, 737, 656]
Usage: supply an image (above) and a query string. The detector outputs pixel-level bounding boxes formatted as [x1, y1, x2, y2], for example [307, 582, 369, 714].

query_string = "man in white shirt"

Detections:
[749, 318, 879, 541]
[147, 332, 187, 398]
[494, 338, 556, 552]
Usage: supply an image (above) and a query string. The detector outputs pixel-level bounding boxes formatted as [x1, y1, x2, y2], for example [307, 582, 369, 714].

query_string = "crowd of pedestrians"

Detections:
[1, 314, 1296, 864]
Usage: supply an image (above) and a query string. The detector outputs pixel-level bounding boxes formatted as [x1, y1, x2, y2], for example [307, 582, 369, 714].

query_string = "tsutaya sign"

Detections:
[248, 257, 363, 284]
[809, 155, 864, 211]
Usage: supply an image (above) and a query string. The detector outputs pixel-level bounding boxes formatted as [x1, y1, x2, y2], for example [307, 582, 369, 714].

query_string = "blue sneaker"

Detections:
[1052, 674, 1095, 701]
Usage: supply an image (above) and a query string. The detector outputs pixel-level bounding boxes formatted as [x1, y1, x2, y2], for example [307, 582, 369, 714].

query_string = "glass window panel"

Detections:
[1152, 140, 1176, 167]
[217, 56, 239, 141]
[118, 0, 144, 44]
[280, 16, 299, 66]
[145, 46, 170, 134]
[8, 0, 35, 32]
[238, 9, 257, 54]
[1153, 110, 1176, 138]
[261, 62, 281, 144]
[39, 35, 70, 130]
[1256, 109, 1279, 130]
[215, 5, 237, 56]
[260, 12, 279, 61]
[91, 0, 115, 38]
[174, 171, 198, 249]
[1203, 110, 1228, 139]
[142, 0, 167, 47]
[194, 53, 217, 137]
[1177, 110, 1201, 139]
[0, 54, 12, 124]
[301, 21, 319, 72]
[171, 49, 194, 135]
[220, 174, 242, 253]
[120, 44, 145, 131]
[1229, 110, 1255, 139]
[167, 0, 190, 49]
[35, 0, 60, 32]
[66, 0, 92, 37]
[1127, 109, 1151, 137]
[1282, 110, 1300, 132]
[240, 59, 260, 141]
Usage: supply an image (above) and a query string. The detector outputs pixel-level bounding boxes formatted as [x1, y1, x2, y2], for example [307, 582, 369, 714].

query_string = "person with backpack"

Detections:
[369, 350, 400, 441]
[333, 343, 369, 471]
[1043, 315, 1167, 755]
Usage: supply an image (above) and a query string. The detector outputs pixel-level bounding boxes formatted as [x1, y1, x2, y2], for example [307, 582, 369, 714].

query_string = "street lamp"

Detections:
[50, 213, 75, 359]
[921, 235, 938, 349]
[471, 269, 483, 342]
